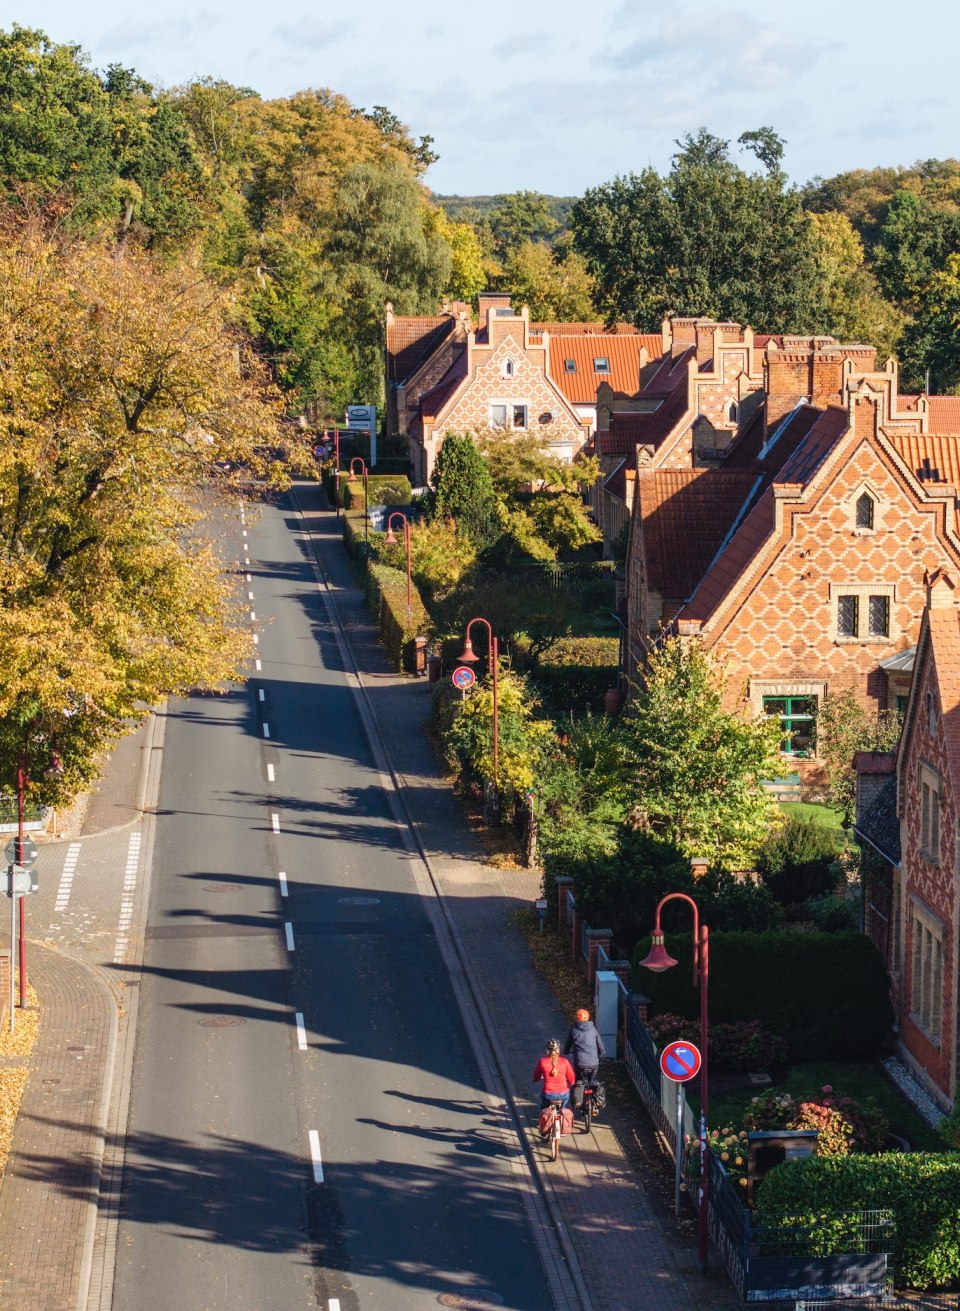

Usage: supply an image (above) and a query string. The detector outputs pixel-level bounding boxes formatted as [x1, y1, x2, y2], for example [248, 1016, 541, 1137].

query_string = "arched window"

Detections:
[728, 402, 738, 423]
[856, 492, 875, 530]
[503, 357, 515, 378]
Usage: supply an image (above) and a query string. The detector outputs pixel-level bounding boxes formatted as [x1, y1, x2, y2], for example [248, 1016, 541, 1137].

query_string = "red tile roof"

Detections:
[550, 335, 662, 404]
[387, 316, 457, 383]
[927, 397, 960, 433]
[531, 322, 645, 337]
[678, 407, 849, 624]
[638, 469, 760, 599]
[418, 356, 468, 423]
[884, 431, 960, 489]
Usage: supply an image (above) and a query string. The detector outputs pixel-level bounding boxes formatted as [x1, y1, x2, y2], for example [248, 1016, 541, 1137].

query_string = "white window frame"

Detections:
[489, 400, 529, 431]
[909, 898, 944, 1043]
[829, 582, 895, 643]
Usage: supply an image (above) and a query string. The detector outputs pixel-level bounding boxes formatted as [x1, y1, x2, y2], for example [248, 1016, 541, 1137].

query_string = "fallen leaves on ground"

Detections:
[0, 982, 40, 1179]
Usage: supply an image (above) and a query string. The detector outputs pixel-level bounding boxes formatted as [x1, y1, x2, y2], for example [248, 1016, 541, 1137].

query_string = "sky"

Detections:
[13, 0, 958, 197]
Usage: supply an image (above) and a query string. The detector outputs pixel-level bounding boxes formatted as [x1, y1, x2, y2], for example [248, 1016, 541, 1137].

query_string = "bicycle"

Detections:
[542, 1100, 564, 1161]
[582, 1079, 595, 1133]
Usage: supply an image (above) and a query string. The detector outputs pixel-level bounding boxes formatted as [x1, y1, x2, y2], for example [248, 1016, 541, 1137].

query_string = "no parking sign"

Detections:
[659, 1040, 701, 1083]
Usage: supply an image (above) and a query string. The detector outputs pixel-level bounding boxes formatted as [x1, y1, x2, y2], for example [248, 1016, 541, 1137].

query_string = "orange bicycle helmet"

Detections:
[576, 1008, 590, 1022]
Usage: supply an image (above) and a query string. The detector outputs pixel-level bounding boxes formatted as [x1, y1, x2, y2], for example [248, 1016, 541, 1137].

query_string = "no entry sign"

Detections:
[659, 1040, 702, 1083]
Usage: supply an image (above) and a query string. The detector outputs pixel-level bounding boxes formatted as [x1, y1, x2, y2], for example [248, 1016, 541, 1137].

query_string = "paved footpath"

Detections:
[294, 481, 736, 1311]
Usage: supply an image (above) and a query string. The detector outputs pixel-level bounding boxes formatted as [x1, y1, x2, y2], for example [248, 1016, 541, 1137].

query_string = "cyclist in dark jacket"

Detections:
[564, 1009, 604, 1084]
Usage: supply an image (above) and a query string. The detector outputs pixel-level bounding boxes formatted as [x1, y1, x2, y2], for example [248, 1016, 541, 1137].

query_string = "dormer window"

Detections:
[856, 493, 875, 530]
[564, 359, 576, 373]
[593, 357, 610, 373]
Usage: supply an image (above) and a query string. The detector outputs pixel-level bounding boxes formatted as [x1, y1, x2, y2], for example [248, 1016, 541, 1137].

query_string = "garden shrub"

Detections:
[341, 509, 369, 559]
[364, 562, 431, 673]
[530, 664, 614, 717]
[938, 1102, 960, 1150]
[758, 814, 843, 904]
[633, 930, 893, 1061]
[647, 1015, 786, 1071]
[341, 474, 412, 510]
[542, 636, 620, 666]
[802, 892, 860, 933]
[756, 1153, 960, 1289]
[742, 1086, 889, 1154]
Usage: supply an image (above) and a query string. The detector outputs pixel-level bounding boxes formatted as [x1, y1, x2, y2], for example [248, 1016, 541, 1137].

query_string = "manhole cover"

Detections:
[197, 1016, 247, 1028]
[337, 896, 380, 906]
[204, 884, 242, 893]
[437, 1295, 503, 1308]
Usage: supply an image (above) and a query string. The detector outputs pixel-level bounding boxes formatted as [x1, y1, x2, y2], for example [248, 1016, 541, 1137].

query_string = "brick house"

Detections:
[386, 294, 653, 484]
[854, 571, 960, 1110]
[624, 333, 960, 790]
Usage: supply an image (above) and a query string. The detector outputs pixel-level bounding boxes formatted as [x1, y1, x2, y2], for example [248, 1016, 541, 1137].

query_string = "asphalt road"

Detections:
[112, 492, 554, 1311]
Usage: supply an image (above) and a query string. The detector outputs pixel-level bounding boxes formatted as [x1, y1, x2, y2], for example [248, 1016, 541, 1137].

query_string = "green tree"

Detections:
[622, 637, 783, 867]
[488, 191, 558, 261]
[571, 128, 822, 331]
[806, 210, 903, 359]
[430, 433, 501, 546]
[505, 240, 597, 320]
[445, 666, 554, 803]
[816, 691, 901, 829]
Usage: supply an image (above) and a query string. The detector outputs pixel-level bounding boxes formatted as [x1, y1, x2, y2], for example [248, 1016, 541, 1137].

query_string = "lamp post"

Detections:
[458, 617, 498, 793]
[639, 891, 710, 1271]
[348, 457, 369, 555]
[384, 512, 412, 625]
[333, 427, 341, 519]
[12, 740, 63, 1006]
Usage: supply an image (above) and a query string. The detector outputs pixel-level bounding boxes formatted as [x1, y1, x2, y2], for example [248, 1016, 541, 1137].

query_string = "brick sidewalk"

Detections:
[0, 944, 116, 1311]
[295, 482, 736, 1311]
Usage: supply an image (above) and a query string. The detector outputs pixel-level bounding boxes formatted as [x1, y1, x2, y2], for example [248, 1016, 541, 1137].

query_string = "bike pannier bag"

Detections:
[539, 1109, 554, 1137]
[592, 1080, 607, 1111]
[561, 1107, 576, 1135]
[571, 1080, 585, 1110]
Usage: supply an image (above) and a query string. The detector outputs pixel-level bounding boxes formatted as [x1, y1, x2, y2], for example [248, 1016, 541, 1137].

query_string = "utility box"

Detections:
[747, 1129, 818, 1203]
[594, 970, 619, 1056]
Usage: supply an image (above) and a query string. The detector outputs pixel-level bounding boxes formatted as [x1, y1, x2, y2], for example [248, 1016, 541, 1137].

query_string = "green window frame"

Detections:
[763, 695, 817, 757]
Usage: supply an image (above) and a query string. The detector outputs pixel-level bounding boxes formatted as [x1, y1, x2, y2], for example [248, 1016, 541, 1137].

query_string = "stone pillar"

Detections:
[586, 928, 613, 988]
[555, 876, 574, 937]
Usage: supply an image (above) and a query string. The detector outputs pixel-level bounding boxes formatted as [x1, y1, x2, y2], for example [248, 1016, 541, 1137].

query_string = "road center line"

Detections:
[258, 689, 265, 702]
[329, 1300, 340, 1310]
[267, 763, 275, 782]
[255, 659, 262, 671]
[262, 722, 270, 738]
[295, 1012, 307, 1050]
[248, 591, 255, 600]
[284, 921, 295, 951]
[242, 529, 247, 537]
[308, 1130, 324, 1182]
[250, 610, 256, 621]
[271, 813, 280, 833]
[252, 634, 259, 645]
[278, 871, 288, 897]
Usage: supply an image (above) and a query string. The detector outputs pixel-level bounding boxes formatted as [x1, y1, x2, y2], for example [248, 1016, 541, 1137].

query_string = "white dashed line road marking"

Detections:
[309, 1130, 323, 1182]
[284, 922, 295, 951]
[262, 723, 270, 739]
[252, 634, 259, 645]
[329, 1299, 341, 1310]
[258, 689, 265, 702]
[54, 842, 82, 912]
[295, 1012, 307, 1050]
[246, 573, 251, 582]
[267, 763, 275, 782]
[271, 813, 280, 833]
[250, 611, 256, 621]
[255, 659, 262, 671]
[278, 871, 288, 897]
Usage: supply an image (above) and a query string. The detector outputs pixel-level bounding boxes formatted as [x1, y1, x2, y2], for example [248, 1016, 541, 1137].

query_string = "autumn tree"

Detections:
[816, 691, 901, 829]
[0, 224, 305, 801]
[505, 240, 597, 320]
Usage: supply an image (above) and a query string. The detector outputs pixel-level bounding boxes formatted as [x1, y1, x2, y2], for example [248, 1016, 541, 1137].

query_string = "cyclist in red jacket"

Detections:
[532, 1038, 576, 1109]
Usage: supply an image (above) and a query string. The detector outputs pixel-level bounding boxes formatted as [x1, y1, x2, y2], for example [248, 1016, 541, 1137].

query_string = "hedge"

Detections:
[542, 636, 620, 666]
[341, 509, 369, 560]
[531, 664, 616, 716]
[632, 930, 893, 1061]
[757, 1153, 960, 1289]
[341, 474, 412, 510]
[364, 562, 432, 672]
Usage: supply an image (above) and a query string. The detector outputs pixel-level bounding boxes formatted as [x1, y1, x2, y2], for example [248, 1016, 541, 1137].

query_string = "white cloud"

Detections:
[272, 17, 351, 51]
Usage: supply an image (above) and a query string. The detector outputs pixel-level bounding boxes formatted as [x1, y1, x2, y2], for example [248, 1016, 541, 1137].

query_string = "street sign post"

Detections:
[451, 666, 476, 696]
[660, 1040, 702, 1217]
[4, 837, 37, 868]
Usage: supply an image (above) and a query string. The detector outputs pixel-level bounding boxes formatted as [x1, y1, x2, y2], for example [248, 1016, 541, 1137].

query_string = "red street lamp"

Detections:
[639, 891, 710, 1271]
[384, 512, 412, 626]
[459, 617, 498, 791]
[12, 741, 63, 1008]
[348, 458, 369, 554]
[333, 427, 341, 519]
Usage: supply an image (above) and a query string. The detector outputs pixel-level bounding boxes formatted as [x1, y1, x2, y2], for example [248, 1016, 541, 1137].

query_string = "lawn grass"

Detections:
[690, 1061, 941, 1151]
[779, 800, 847, 834]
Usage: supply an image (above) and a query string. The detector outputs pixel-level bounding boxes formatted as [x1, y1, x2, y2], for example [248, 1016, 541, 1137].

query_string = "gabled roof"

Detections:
[531, 322, 646, 337]
[387, 316, 457, 384]
[551, 335, 660, 404]
[638, 469, 759, 599]
[676, 406, 850, 625]
[926, 607, 960, 786]
[642, 347, 696, 399]
[417, 356, 469, 425]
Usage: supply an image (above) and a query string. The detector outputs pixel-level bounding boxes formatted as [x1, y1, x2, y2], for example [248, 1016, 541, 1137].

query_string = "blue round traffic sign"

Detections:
[452, 666, 476, 690]
[659, 1040, 702, 1082]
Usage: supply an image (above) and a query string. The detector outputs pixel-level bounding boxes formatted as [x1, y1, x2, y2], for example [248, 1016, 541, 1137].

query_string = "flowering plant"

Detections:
[696, 1125, 750, 1190]
[741, 1084, 888, 1155]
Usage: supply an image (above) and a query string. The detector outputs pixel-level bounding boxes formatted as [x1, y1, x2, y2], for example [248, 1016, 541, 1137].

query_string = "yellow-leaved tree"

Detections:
[0, 217, 309, 803]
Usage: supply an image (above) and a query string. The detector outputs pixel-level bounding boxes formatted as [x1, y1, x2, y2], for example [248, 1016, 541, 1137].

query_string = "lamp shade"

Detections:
[459, 636, 479, 663]
[384, 527, 397, 545]
[44, 752, 65, 778]
[638, 932, 678, 973]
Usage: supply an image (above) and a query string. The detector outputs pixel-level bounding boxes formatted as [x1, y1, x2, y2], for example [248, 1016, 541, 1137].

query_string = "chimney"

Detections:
[477, 291, 513, 332]
[690, 856, 709, 879]
[925, 568, 956, 610]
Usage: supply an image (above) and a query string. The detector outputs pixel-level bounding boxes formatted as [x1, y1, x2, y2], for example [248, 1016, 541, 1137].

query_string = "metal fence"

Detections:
[618, 989, 894, 1303]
